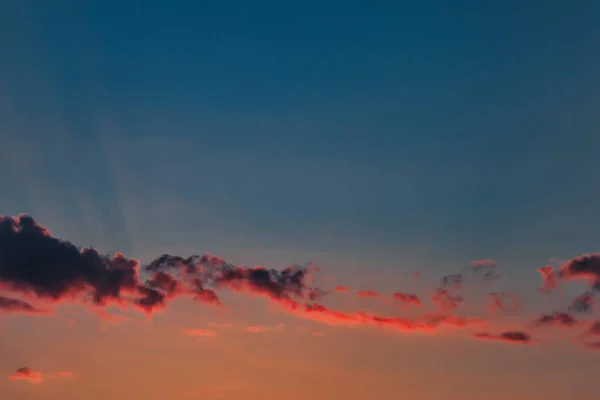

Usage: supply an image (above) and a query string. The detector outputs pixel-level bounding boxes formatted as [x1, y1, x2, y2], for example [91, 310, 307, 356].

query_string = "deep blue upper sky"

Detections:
[1, 1, 599, 279]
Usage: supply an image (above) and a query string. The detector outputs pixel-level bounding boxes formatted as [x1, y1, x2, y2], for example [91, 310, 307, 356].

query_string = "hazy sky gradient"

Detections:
[1, 1, 600, 399]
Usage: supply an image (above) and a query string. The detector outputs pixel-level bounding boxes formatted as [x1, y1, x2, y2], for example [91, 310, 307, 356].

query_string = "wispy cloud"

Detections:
[246, 322, 284, 333]
[183, 328, 217, 337]
[474, 331, 532, 344]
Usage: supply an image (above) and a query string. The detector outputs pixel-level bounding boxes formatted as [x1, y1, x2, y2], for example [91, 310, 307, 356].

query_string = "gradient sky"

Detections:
[1, 1, 600, 399]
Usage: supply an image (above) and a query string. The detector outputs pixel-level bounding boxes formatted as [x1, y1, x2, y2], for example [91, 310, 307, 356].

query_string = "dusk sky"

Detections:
[1, 1, 600, 399]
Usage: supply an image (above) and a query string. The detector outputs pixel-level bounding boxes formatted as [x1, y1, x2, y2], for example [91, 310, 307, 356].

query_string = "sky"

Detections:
[1, 1, 600, 399]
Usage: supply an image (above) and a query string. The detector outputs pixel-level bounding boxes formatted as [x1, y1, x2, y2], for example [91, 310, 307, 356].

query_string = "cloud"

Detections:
[569, 291, 595, 313]
[47, 371, 73, 379]
[6, 214, 598, 350]
[558, 254, 600, 288]
[294, 303, 481, 333]
[474, 331, 532, 344]
[246, 323, 284, 333]
[146, 271, 184, 297]
[488, 292, 520, 313]
[0, 295, 48, 314]
[391, 292, 421, 306]
[537, 265, 557, 293]
[534, 312, 577, 328]
[183, 328, 217, 337]
[441, 274, 463, 289]
[430, 288, 463, 312]
[575, 321, 600, 350]
[0, 215, 158, 310]
[9, 367, 43, 384]
[471, 259, 496, 272]
[356, 290, 379, 298]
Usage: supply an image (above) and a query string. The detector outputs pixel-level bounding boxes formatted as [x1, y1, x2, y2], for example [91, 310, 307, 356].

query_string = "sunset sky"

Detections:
[1, 1, 600, 399]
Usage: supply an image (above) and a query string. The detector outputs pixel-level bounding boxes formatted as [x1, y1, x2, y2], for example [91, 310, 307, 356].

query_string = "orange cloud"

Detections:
[9, 367, 43, 384]
[293, 303, 481, 333]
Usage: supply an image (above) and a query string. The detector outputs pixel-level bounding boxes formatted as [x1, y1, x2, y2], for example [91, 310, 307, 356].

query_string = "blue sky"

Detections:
[1, 0, 599, 285]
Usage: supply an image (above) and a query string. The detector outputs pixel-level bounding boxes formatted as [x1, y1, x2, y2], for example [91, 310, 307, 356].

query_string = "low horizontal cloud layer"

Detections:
[1, 214, 599, 351]
[8, 367, 72, 384]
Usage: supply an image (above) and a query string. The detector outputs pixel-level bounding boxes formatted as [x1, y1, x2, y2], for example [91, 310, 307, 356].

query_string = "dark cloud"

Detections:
[558, 254, 600, 288]
[146, 271, 183, 296]
[213, 264, 308, 308]
[431, 288, 463, 312]
[441, 274, 462, 289]
[5, 214, 599, 350]
[569, 291, 595, 313]
[534, 312, 577, 328]
[391, 292, 421, 306]
[143, 253, 225, 274]
[474, 331, 532, 344]
[189, 277, 221, 305]
[0, 215, 156, 308]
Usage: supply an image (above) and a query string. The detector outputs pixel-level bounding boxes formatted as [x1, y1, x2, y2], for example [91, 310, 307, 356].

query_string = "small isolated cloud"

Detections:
[474, 331, 532, 344]
[441, 274, 463, 289]
[334, 286, 349, 292]
[391, 292, 421, 306]
[356, 290, 379, 298]
[471, 259, 497, 272]
[535, 312, 577, 328]
[246, 323, 284, 333]
[183, 328, 217, 337]
[9, 367, 42, 384]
